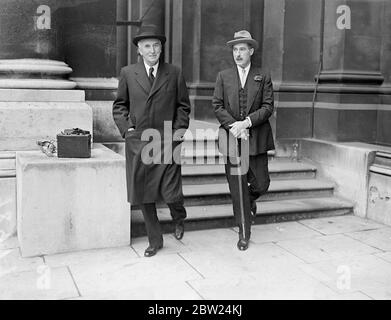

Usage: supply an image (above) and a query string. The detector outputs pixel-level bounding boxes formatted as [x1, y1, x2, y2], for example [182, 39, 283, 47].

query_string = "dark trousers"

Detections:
[139, 202, 187, 247]
[225, 153, 270, 240]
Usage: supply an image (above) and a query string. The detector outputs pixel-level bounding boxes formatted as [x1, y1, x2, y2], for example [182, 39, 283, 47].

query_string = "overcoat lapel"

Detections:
[148, 63, 170, 100]
[246, 66, 261, 112]
[134, 62, 151, 94]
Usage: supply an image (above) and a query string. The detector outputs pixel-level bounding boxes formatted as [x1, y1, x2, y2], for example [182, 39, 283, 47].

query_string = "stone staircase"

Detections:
[371, 151, 391, 172]
[367, 151, 391, 226]
[131, 125, 354, 237]
[0, 152, 17, 239]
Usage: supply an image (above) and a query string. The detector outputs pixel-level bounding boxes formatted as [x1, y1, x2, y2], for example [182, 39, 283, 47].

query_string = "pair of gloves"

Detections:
[229, 119, 251, 140]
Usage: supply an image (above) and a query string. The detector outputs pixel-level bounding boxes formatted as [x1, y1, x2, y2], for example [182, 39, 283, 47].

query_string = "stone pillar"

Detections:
[320, 0, 383, 84]
[314, 0, 385, 142]
[378, 0, 391, 146]
[0, 0, 75, 88]
[0, 1, 92, 242]
[262, 0, 322, 146]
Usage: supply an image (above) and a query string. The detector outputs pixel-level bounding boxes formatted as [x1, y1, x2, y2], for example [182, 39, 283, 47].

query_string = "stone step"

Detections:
[0, 152, 16, 170]
[0, 169, 16, 178]
[370, 164, 391, 176]
[182, 160, 316, 184]
[180, 149, 275, 165]
[131, 196, 354, 237]
[103, 142, 276, 163]
[182, 179, 334, 204]
[182, 137, 218, 148]
[140, 179, 334, 208]
[374, 151, 391, 167]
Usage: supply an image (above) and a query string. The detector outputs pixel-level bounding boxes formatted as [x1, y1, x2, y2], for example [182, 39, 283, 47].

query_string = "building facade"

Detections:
[1, 0, 390, 146]
[1, 0, 391, 245]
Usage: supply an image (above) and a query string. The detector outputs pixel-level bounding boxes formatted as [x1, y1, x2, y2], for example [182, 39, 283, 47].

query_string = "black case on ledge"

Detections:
[57, 128, 91, 158]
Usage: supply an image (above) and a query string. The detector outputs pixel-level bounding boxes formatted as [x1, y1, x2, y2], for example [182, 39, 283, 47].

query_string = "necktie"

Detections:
[240, 68, 246, 88]
[149, 67, 155, 85]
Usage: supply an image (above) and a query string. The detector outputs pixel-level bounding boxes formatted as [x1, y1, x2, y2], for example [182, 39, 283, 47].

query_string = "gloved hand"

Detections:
[229, 120, 249, 139]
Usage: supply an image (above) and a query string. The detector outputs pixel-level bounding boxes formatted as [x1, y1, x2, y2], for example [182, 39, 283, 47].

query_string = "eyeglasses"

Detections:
[37, 140, 57, 157]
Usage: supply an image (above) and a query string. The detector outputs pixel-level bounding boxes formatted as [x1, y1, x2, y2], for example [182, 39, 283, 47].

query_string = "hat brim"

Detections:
[133, 35, 166, 46]
[227, 38, 258, 50]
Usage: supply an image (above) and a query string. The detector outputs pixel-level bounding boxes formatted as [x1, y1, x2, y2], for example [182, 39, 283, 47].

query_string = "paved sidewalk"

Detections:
[1, 215, 391, 300]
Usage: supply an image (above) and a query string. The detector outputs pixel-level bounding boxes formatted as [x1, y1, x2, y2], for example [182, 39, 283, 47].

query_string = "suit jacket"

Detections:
[212, 65, 275, 156]
[112, 61, 191, 204]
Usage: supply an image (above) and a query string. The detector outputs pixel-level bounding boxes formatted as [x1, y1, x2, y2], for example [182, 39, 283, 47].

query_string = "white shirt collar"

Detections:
[237, 63, 251, 76]
[143, 60, 159, 77]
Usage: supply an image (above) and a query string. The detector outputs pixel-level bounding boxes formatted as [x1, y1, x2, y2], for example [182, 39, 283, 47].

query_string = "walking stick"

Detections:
[234, 136, 247, 241]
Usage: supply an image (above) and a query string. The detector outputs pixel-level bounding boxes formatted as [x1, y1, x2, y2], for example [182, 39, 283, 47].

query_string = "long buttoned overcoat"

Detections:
[113, 61, 191, 205]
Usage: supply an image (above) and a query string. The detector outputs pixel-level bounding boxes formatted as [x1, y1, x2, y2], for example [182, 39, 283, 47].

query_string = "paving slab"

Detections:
[360, 286, 391, 300]
[299, 215, 385, 235]
[188, 270, 338, 300]
[346, 227, 391, 251]
[276, 234, 381, 264]
[375, 252, 391, 263]
[0, 235, 18, 250]
[0, 248, 43, 276]
[0, 266, 79, 300]
[251, 221, 322, 243]
[179, 228, 241, 252]
[180, 242, 304, 280]
[44, 246, 138, 268]
[74, 282, 201, 300]
[324, 291, 373, 300]
[131, 235, 190, 257]
[298, 254, 391, 299]
[69, 254, 202, 298]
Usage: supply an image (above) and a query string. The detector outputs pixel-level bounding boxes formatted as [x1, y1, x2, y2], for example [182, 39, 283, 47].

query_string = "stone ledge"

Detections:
[16, 144, 130, 257]
[0, 79, 76, 90]
[0, 89, 85, 102]
[0, 101, 93, 151]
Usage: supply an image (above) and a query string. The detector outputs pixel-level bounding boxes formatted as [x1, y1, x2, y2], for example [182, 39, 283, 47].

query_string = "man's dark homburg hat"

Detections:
[132, 24, 166, 46]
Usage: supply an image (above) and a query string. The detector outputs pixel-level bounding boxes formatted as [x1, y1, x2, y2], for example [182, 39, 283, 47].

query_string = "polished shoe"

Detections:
[237, 239, 249, 251]
[250, 200, 257, 224]
[144, 244, 163, 257]
[174, 221, 185, 240]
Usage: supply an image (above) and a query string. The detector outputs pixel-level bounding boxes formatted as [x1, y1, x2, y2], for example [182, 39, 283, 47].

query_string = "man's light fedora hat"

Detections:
[226, 30, 258, 50]
[132, 24, 166, 46]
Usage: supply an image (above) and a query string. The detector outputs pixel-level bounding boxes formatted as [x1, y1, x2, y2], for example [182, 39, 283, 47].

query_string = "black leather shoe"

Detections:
[144, 244, 163, 257]
[174, 221, 184, 240]
[237, 239, 249, 251]
[250, 200, 257, 224]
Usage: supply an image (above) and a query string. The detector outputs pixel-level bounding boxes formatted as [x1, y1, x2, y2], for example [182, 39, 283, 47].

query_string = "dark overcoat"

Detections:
[212, 65, 275, 157]
[113, 61, 191, 205]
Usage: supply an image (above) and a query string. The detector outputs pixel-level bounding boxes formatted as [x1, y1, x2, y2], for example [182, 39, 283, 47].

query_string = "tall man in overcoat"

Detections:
[213, 30, 275, 251]
[113, 25, 191, 257]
